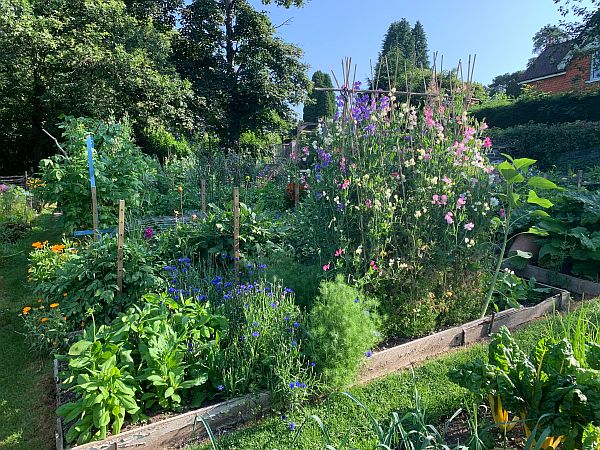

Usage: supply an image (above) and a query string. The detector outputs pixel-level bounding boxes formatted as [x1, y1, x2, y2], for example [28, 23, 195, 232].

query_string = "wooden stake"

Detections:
[201, 179, 207, 220]
[577, 170, 583, 189]
[91, 186, 99, 241]
[233, 187, 240, 277]
[117, 200, 125, 295]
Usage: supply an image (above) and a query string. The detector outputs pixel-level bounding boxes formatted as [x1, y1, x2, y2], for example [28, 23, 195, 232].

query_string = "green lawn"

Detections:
[0, 213, 62, 450]
[189, 300, 600, 450]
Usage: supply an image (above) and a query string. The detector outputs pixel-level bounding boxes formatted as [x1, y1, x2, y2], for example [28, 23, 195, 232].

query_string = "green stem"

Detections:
[481, 185, 513, 318]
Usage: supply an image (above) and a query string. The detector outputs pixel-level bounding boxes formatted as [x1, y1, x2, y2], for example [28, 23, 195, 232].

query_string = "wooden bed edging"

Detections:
[359, 285, 569, 384]
[57, 285, 569, 450]
[515, 265, 600, 298]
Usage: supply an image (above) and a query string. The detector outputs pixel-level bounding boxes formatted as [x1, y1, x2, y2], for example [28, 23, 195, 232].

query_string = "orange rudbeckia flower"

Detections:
[50, 303, 59, 309]
[22, 306, 31, 314]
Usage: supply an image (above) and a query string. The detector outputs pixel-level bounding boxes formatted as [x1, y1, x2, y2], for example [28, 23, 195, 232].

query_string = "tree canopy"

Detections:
[532, 24, 569, 54]
[487, 71, 524, 98]
[303, 71, 336, 123]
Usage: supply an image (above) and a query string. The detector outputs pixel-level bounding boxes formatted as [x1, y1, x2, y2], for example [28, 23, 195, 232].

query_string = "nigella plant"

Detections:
[301, 86, 500, 338]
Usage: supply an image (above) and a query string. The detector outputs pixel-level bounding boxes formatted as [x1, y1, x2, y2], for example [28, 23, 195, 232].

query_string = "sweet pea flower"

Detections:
[499, 208, 506, 219]
[341, 179, 350, 190]
[444, 211, 454, 224]
[440, 194, 448, 205]
[335, 248, 344, 257]
[432, 194, 439, 205]
[457, 196, 466, 209]
[322, 263, 330, 271]
[369, 260, 378, 271]
[483, 136, 492, 148]
[464, 222, 474, 231]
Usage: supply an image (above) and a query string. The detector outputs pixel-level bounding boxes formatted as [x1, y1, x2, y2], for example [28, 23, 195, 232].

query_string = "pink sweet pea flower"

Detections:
[499, 208, 506, 219]
[444, 211, 454, 224]
[365, 198, 372, 208]
[483, 136, 492, 148]
[457, 195, 466, 209]
[440, 194, 448, 205]
[341, 179, 350, 190]
[322, 263, 330, 271]
[369, 260, 378, 271]
[442, 176, 452, 185]
[335, 248, 344, 257]
[432, 194, 439, 205]
[464, 222, 474, 231]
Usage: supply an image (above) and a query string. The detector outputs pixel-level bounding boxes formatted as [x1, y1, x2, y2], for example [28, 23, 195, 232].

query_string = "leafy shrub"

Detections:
[39, 117, 162, 231]
[528, 190, 600, 280]
[20, 300, 69, 353]
[263, 254, 322, 308]
[305, 276, 380, 388]
[488, 121, 600, 170]
[471, 89, 600, 128]
[33, 236, 161, 325]
[0, 183, 34, 224]
[57, 293, 227, 444]
[138, 124, 192, 161]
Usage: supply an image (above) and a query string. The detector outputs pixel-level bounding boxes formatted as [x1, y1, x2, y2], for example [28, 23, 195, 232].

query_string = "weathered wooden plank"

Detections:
[517, 265, 600, 297]
[116, 200, 125, 294]
[66, 393, 270, 450]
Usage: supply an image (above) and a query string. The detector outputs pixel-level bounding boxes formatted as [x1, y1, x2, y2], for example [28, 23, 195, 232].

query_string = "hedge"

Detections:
[471, 89, 600, 128]
[488, 121, 600, 170]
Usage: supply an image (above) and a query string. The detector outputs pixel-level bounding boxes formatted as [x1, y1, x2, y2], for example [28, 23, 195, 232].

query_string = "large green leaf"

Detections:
[527, 176, 563, 191]
[527, 190, 553, 208]
[513, 158, 537, 171]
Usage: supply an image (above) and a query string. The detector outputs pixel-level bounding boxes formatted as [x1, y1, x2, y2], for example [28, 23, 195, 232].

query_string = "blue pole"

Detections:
[86, 134, 96, 188]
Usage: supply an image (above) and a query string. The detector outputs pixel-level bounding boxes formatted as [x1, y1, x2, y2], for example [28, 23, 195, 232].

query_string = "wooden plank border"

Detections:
[516, 265, 600, 298]
[57, 285, 569, 450]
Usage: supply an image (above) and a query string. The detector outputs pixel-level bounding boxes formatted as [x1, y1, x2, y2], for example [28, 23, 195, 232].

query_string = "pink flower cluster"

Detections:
[432, 194, 448, 206]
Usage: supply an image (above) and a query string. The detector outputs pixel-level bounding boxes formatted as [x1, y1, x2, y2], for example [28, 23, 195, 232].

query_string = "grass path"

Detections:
[0, 214, 62, 450]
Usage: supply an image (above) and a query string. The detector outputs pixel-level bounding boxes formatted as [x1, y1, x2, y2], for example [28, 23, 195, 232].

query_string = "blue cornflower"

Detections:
[259, 264, 267, 269]
[223, 293, 232, 301]
[354, 298, 360, 303]
[311, 362, 316, 367]
[244, 303, 249, 309]
[252, 321, 258, 327]
[300, 382, 306, 388]
[284, 287, 294, 294]
[291, 340, 297, 347]
[270, 302, 277, 309]
[217, 385, 224, 391]
[197, 294, 207, 301]
[241, 335, 246, 341]
[178, 257, 191, 263]
[289, 382, 296, 389]
[281, 414, 287, 420]
[164, 265, 173, 271]
[168, 287, 176, 293]
[295, 381, 301, 388]
[365, 350, 373, 358]
[293, 322, 300, 328]
[252, 331, 259, 337]
[289, 422, 295, 431]
[224, 281, 232, 288]
[284, 316, 289, 321]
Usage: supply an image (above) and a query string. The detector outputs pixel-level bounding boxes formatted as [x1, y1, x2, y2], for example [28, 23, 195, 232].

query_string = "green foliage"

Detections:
[57, 293, 227, 444]
[264, 255, 322, 308]
[0, 0, 194, 174]
[450, 326, 600, 449]
[412, 21, 429, 69]
[527, 190, 600, 280]
[491, 269, 550, 311]
[176, 0, 309, 146]
[33, 236, 161, 325]
[0, 184, 34, 224]
[486, 71, 524, 98]
[487, 121, 600, 170]
[155, 203, 289, 262]
[532, 24, 568, 54]
[305, 277, 380, 389]
[303, 71, 336, 123]
[138, 124, 192, 161]
[471, 90, 600, 129]
[216, 281, 316, 409]
[39, 117, 163, 231]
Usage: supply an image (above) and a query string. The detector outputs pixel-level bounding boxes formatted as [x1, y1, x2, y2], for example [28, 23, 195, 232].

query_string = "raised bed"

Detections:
[55, 284, 569, 450]
[516, 265, 600, 298]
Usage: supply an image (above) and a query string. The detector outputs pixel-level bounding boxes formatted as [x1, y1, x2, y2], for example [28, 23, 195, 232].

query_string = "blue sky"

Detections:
[249, 0, 580, 87]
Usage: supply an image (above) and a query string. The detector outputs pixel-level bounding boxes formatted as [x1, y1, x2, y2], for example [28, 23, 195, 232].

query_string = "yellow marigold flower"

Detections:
[50, 303, 59, 308]
[40, 317, 49, 323]
[22, 306, 31, 314]
[63, 292, 68, 297]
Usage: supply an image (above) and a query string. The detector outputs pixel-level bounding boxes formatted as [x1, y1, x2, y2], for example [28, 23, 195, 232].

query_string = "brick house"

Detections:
[518, 41, 600, 93]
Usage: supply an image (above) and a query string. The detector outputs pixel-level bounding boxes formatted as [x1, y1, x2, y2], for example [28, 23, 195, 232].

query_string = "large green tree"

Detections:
[0, 0, 194, 174]
[303, 71, 335, 123]
[412, 20, 429, 68]
[175, 0, 309, 147]
[487, 71, 524, 98]
[532, 24, 569, 54]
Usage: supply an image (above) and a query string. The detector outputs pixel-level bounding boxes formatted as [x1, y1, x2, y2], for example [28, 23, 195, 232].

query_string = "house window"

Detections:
[591, 51, 600, 82]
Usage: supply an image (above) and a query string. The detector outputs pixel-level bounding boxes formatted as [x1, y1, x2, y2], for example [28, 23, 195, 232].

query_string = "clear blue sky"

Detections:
[249, 0, 581, 87]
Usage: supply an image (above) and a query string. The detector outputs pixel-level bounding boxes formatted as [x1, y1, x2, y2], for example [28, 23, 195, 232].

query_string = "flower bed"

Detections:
[54, 284, 569, 450]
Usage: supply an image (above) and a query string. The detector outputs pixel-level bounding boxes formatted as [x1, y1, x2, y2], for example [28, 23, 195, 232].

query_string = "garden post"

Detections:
[201, 179, 206, 220]
[117, 199, 125, 295]
[294, 177, 300, 207]
[233, 187, 240, 277]
[577, 170, 583, 189]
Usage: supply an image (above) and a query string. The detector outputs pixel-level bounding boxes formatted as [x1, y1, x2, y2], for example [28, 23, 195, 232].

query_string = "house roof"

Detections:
[518, 41, 572, 83]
